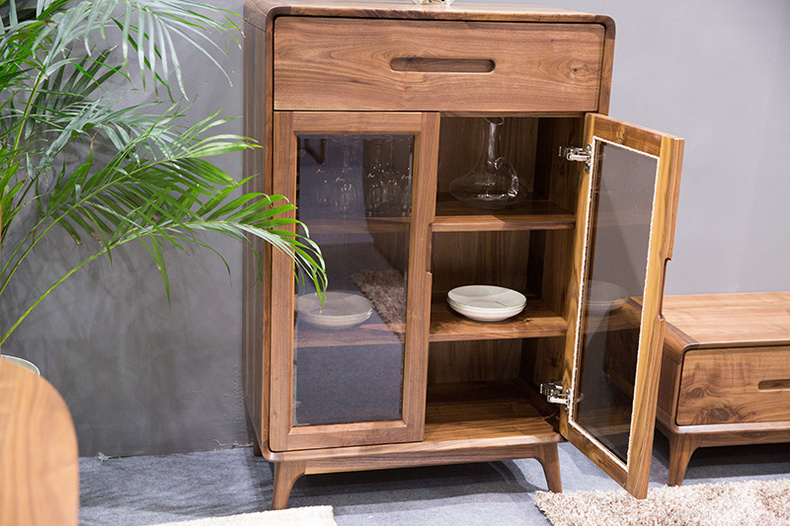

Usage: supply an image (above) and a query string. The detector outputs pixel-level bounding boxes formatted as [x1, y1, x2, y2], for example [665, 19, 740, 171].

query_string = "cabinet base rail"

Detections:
[260, 439, 562, 509]
[656, 408, 790, 486]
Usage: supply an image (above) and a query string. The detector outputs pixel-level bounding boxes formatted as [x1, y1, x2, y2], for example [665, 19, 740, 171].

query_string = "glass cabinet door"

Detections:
[268, 112, 439, 451]
[561, 114, 684, 498]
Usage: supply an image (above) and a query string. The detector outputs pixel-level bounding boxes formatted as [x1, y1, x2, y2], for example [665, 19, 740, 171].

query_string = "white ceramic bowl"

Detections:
[585, 280, 628, 313]
[297, 291, 374, 330]
[447, 285, 526, 322]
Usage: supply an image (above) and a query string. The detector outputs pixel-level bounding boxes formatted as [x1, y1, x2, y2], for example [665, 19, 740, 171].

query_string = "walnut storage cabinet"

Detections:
[242, 0, 684, 509]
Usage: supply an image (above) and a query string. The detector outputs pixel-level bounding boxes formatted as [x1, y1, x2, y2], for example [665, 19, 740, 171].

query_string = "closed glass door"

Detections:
[269, 112, 439, 451]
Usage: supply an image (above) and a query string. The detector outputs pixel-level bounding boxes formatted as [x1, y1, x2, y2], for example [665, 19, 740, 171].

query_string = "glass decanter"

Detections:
[380, 140, 409, 216]
[331, 140, 362, 217]
[449, 117, 526, 210]
[363, 140, 386, 217]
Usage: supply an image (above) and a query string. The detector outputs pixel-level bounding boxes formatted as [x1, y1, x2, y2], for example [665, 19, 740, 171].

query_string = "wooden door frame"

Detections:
[560, 113, 684, 497]
[269, 111, 439, 451]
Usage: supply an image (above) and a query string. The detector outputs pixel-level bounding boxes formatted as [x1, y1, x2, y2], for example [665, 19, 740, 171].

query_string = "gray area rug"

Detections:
[535, 478, 790, 526]
[149, 506, 336, 526]
[79, 437, 790, 526]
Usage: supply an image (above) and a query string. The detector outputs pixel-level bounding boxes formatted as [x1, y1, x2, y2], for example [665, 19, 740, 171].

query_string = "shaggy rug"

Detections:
[534, 479, 790, 526]
[351, 269, 406, 325]
[149, 506, 337, 526]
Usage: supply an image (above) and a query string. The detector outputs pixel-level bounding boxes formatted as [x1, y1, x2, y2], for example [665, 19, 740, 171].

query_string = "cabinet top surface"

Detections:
[244, 0, 614, 27]
[663, 292, 790, 349]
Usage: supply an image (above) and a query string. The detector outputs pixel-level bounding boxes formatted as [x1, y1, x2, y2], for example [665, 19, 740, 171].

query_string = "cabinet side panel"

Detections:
[535, 117, 583, 314]
[596, 21, 615, 115]
[525, 118, 583, 388]
[656, 326, 691, 423]
[242, 19, 274, 447]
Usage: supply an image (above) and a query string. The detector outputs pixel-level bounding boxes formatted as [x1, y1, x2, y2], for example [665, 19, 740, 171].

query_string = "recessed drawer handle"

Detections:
[758, 379, 790, 390]
[390, 57, 496, 73]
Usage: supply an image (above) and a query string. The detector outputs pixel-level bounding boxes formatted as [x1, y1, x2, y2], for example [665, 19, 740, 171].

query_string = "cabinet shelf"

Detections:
[433, 195, 575, 232]
[424, 381, 559, 443]
[300, 217, 410, 236]
[429, 295, 567, 342]
[585, 299, 642, 332]
[295, 295, 568, 348]
[296, 321, 404, 348]
[264, 381, 561, 465]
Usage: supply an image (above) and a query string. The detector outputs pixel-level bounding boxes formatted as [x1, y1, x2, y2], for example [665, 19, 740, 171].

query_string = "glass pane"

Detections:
[293, 135, 414, 426]
[573, 140, 658, 463]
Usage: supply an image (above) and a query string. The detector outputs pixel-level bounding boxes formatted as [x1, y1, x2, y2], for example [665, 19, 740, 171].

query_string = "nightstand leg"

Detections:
[535, 443, 562, 492]
[272, 460, 306, 510]
[667, 434, 698, 486]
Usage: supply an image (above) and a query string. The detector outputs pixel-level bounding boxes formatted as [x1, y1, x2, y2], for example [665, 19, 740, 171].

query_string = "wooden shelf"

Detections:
[433, 195, 575, 232]
[296, 296, 571, 346]
[264, 382, 561, 467]
[299, 216, 410, 236]
[425, 381, 559, 442]
[582, 298, 642, 333]
[430, 296, 567, 342]
[296, 320, 405, 348]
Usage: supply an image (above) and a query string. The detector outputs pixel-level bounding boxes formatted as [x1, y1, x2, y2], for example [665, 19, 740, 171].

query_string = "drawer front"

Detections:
[273, 17, 605, 112]
[677, 346, 790, 425]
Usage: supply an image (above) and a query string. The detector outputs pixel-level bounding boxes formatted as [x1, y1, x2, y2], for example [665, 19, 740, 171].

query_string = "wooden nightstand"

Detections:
[657, 292, 790, 485]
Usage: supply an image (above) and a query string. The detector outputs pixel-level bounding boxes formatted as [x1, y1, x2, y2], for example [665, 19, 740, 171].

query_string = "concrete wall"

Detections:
[2, 0, 788, 456]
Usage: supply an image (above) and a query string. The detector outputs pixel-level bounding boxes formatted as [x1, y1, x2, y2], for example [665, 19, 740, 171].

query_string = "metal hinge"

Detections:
[559, 144, 592, 173]
[540, 381, 572, 412]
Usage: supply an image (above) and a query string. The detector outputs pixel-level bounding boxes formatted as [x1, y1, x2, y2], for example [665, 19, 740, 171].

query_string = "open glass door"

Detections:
[560, 114, 684, 498]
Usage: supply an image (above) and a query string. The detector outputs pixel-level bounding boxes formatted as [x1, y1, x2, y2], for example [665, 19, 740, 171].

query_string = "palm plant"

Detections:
[0, 0, 325, 343]
[0, 0, 325, 346]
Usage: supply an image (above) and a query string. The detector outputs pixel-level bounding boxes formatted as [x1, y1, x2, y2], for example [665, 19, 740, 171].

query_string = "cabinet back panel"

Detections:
[431, 231, 531, 294]
[437, 117, 538, 198]
[428, 341, 522, 384]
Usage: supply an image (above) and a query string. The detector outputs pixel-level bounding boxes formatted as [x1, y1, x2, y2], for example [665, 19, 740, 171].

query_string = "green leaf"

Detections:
[0, 0, 326, 346]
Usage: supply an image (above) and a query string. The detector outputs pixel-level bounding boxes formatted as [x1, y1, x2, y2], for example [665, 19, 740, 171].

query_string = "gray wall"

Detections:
[2, 0, 788, 457]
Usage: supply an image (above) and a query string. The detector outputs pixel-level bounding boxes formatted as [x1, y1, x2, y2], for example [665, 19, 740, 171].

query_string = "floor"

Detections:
[79, 432, 790, 525]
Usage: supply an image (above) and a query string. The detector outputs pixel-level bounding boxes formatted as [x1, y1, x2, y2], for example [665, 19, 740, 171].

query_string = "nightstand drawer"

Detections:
[273, 17, 605, 112]
[677, 345, 790, 425]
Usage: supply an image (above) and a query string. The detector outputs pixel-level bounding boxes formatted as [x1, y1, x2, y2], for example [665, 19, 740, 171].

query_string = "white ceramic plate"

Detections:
[297, 291, 374, 330]
[447, 285, 526, 322]
[585, 280, 628, 313]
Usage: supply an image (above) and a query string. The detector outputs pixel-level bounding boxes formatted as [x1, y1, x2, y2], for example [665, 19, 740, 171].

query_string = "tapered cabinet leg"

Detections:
[667, 434, 698, 486]
[272, 461, 306, 510]
[535, 443, 562, 492]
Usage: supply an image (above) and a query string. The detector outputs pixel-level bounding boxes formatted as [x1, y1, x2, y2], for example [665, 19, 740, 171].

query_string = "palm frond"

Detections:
[0, 0, 327, 346]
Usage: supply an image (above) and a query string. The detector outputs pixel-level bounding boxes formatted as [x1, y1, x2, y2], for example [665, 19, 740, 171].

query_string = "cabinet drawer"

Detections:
[677, 346, 790, 425]
[273, 17, 605, 112]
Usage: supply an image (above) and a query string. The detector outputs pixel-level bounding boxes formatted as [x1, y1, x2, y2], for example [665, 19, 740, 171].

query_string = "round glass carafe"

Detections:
[331, 141, 361, 217]
[449, 117, 526, 210]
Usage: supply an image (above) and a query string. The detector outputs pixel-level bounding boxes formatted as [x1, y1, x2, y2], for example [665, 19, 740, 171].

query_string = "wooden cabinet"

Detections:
[242, 0, 684, 509]
[657, 293, 790, 486]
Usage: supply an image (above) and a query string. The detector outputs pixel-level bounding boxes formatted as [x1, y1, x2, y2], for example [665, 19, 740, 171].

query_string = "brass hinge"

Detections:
[559, 144, 592, 173]
[540, 381, 572, 413]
